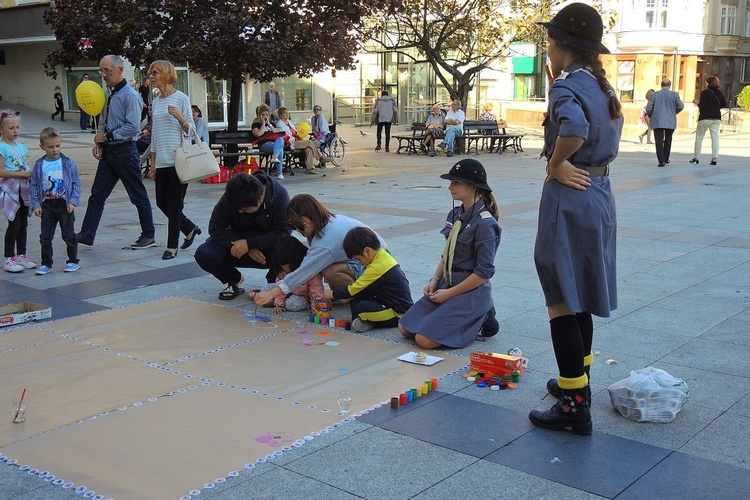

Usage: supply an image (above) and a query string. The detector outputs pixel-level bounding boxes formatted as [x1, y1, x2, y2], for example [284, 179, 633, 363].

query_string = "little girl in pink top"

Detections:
[250, 235, 324, 314]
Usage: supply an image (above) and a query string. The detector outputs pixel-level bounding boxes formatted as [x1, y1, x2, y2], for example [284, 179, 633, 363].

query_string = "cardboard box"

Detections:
[470, 351, 524, 378]
[0, 302, 52, 327]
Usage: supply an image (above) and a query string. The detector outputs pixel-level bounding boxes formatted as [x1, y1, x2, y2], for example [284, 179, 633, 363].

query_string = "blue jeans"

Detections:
[444, 125, 463, 152]
[79, 110, 90, 131]
[79, 141, 154, 241]
[347, 260, 366, 278]
[259, 138, 284, 175]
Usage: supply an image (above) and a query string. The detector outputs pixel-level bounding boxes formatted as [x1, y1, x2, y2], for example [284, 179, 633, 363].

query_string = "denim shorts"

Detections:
[347, 247, 391, 278]
[347, 261, 366, 279]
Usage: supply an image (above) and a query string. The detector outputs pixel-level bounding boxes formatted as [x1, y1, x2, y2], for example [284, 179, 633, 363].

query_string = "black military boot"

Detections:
[529, 387, 592, 435]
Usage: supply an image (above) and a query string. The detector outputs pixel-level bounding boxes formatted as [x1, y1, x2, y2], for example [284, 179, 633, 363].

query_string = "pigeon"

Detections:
[360, 130, 368, 136]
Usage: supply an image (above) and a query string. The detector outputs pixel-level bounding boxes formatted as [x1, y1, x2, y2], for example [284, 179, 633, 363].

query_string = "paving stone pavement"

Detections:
[1, 102, 749, 499]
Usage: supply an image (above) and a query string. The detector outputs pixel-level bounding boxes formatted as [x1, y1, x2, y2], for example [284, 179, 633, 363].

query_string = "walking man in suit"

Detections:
[646, 78, 684, 167]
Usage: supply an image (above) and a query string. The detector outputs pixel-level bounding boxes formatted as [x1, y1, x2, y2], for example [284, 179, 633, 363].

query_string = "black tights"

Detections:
[550, 312, 593, 379]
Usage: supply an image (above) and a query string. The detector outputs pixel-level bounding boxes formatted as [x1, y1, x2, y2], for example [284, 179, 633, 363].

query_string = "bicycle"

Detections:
[319, 120, 346, 166]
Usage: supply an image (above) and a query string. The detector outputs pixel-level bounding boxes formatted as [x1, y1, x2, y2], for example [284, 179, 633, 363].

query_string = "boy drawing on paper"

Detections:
[323, 226, 413, 332]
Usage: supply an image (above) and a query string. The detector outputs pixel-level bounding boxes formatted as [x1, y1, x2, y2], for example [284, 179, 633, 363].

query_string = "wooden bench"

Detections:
[393, 122, 427, 155]
[460, 120, 524, 154]
[209, 130, 295, 176]
[209, 130, 257, 168]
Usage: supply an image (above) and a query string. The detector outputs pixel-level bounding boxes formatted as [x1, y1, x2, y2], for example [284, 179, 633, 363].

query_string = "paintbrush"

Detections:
[14, 388, 26, 422]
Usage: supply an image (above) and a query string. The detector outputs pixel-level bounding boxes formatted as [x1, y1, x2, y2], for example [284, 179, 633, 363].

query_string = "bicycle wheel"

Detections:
[327, 135, 346, 166]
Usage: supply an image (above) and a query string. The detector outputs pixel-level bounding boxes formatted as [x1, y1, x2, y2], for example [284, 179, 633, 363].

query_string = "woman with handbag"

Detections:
[252, 104, 285, 179]
[690, 76, 727, 165]
[148, 60, 201, 260]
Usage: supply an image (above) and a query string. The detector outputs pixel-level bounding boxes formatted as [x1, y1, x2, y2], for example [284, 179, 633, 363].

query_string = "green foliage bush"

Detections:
[737, 86, 750, 111]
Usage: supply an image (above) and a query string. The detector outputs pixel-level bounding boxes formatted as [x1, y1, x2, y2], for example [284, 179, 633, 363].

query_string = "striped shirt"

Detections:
[102, 79, 142, 142]
[150, 90, 194, 168]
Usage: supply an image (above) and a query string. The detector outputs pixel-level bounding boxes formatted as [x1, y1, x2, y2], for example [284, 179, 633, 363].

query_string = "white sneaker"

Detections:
[270, 155, 279, 164]
[352, 318, 375, 332]
[4, 257, 24, 273]
[16, 254, 37, 269]
[277, 174, 284, 180]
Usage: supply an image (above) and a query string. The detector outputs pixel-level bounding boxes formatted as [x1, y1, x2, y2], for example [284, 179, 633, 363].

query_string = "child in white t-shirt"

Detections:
[29, 127, 82, 274]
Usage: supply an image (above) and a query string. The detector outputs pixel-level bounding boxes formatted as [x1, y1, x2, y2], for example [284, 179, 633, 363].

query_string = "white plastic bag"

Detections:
[607, 367, 689, 423]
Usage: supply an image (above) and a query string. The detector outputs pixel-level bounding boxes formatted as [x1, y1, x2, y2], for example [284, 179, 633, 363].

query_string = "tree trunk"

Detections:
[228, 77, 242, 133]
[456, 80, 472, 116]
[224, 77, 244, 168]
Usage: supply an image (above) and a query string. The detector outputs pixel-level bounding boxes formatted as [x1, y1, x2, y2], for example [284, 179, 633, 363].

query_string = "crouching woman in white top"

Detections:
[252, 193, 386, 307]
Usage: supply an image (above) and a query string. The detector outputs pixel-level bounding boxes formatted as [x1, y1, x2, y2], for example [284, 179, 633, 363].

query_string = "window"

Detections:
[206, 79, 246, 126]
[513, 75, 538, 100]
[721, 6, 737, 35]
[742, 57, 750, 83]
[133, 68, 189, 102]
[645, 0, 668, 29]
[617, 59, 635, 101]
[66, 70, 103, 112]
[272, 76, 313, 112]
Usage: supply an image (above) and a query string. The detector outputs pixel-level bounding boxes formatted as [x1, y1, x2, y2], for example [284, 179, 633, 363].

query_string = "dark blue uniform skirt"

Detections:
[399, 271, 493, 348]
[534, 176, 617, 317]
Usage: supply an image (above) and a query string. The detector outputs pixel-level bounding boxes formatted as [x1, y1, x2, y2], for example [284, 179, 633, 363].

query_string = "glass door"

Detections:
[206, 79, 245, 127]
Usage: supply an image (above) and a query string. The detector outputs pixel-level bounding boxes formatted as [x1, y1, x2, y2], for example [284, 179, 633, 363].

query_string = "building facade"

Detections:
[2, 0, 750, 132]
[502, 0, 750, 131]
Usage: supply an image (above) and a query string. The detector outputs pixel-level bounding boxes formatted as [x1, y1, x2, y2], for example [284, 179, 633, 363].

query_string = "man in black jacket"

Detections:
[194, 171, 292, 300]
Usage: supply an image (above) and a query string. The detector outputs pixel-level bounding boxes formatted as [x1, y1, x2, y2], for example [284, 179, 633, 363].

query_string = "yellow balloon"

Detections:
[296, 121, 311, 139]
[75, 80, 106, 116]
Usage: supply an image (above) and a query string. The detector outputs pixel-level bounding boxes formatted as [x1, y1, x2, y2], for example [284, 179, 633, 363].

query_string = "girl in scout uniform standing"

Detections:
[530, 3, 623, 435]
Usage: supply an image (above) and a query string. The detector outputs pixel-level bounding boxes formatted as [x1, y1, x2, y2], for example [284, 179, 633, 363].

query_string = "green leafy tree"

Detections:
[367, 0, 563, 111]
[43, 0, 381, 131]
